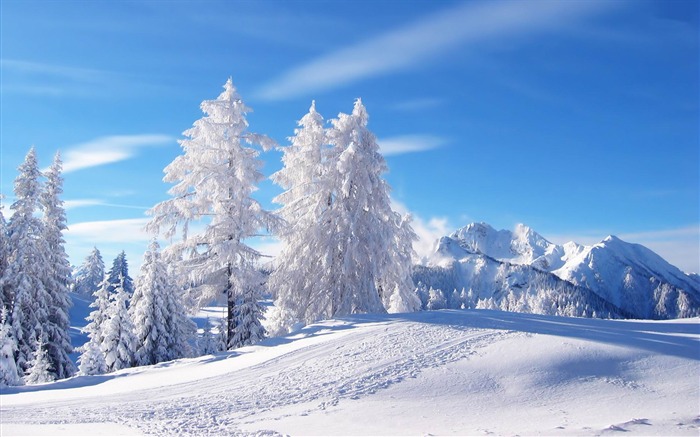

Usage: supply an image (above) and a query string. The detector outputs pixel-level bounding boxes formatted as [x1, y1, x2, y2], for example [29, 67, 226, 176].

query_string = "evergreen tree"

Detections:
[73, 247, 105, 297]
[269, 101, 333, 331]
[6, 148, 51, 373]
[325, 99, 417, 317]
[82, 279, 111, 347]
[199, 319, 218, 355]
[147, 78, 279, 350]
[40, 152, 74, 379]
[24, 335, 54, 385]
[106, 251, 134, 299]
[230, 288, 266, 348]
[77, 340, 107, 376]
[132, 240, 195, 365]
[0, 309, 22, 386]
[270, 100, 418, 332]
[101, 278, 137, 372]
[131, 241, 170, 366]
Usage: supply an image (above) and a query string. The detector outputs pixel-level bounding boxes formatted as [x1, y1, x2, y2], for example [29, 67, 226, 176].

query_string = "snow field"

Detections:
[1, 310, 698, 436]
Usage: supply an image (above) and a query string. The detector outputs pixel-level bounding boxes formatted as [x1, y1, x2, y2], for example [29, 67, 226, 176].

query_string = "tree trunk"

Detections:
[226, 263, 235, 350]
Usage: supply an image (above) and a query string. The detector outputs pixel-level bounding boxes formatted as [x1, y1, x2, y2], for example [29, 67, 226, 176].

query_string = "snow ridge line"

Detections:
[1, 321, 512, 436]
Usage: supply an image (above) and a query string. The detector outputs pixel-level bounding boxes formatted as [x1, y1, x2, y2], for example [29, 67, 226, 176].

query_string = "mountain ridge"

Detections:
[415, 222, 699, 319]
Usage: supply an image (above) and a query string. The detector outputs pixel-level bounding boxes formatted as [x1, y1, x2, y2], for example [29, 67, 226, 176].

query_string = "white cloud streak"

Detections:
[61, 134, 173, 173]
[66, 218, 152, 244]
[64, 199, 151, 211]
[379, 135, 447, 156]
[258, 0, 618, 100]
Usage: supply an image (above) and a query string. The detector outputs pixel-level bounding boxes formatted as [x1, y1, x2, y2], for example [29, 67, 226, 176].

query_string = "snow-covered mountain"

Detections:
[416, 222, 700, 319]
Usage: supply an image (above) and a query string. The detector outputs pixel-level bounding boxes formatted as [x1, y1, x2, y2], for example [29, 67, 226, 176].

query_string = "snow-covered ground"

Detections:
[1, 309, 698, 436]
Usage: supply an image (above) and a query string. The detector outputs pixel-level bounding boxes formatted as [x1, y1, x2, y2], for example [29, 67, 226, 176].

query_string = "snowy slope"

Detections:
[421, 223, 700, 319]
[1, 310, 698, 436]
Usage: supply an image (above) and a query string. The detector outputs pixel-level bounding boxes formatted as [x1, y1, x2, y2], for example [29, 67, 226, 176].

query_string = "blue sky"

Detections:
[1, 0, 698, 274]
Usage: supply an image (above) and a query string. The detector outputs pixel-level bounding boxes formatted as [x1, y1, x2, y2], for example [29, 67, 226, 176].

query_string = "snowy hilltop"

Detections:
[415, 222, 700, 319]
[1, 310, 698, 436]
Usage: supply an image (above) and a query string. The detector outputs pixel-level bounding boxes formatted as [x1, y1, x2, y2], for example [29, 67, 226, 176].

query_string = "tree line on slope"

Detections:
[0, 77, 418, 385]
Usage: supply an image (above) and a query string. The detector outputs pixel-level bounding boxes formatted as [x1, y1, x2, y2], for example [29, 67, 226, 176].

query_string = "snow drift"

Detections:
[1, 309, 698, 436]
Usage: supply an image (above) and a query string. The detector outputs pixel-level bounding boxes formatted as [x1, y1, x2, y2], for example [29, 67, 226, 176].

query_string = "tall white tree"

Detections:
[101, 277, 137, 372]
[78, 277, 111, 374]
[268, 101, 343, 331]
[73, 247, 105, 297]
[40, 152, 75, 380]
[147, 78, 279, 350]
[6, 148, 51, 373]
[325, 99, 418, 316]
[106, 251, 134, 299]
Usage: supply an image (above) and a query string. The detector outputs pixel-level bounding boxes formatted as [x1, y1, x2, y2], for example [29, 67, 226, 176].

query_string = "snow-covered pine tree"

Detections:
[40, 152, 74, 380]
[132, 240, 195, 365]
[268, 101, 334, 331]
[199, 319, 218, 355]
[106, 251, 134, 299]
[81, 278, 111, 348]
[6, 148, 51, 374]
[131, 241, 170, 366]
[230, 286, 266, 348]
[147, 78, 280, 350]
[325, 99, 417, 316]
[0, 309, 22, 386]
[77, 339, 106, 376]
[73, 247, 105, 297]
[24, 334, 54, 385]
[101, 277, 137, 372]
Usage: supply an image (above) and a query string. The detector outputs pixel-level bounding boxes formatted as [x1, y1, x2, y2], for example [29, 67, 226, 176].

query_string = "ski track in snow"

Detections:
[1, 320, 511, 436]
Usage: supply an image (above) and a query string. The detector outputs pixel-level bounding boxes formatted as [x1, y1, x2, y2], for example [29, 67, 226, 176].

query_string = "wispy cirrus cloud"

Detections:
[64, 198, 150, 211]
[61, 134, 173, 173]
[258, 0, 619, 100]
[66, 218, 152, 244]
[1, 58, 117, 97]
[379, 135, 447, 157]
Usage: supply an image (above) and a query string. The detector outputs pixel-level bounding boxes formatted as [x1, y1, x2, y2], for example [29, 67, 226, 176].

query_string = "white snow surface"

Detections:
[1, 309, 698, 436]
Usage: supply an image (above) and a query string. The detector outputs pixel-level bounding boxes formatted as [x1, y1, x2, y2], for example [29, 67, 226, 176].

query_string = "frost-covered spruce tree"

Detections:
[106, 251, 134, 299]
[325, 99, 417, 316]
[0, 309, 22, 386]
[199, 319, 218, 355]
[131, 241, 170, 366]
[268, 102, 334, 332]
[40, 152, 75, 379]
[81, 278, 111, 348]
[6, 148, 51, 373]
[132, 240, 194, 365]
[24, 334, 54, 385]
[147, 78, 279, 350]
[101, 278, 137, 372]
[73, 247, 105, 297]
[230, 286, 266, 348]
[77, 339, 106, 376]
